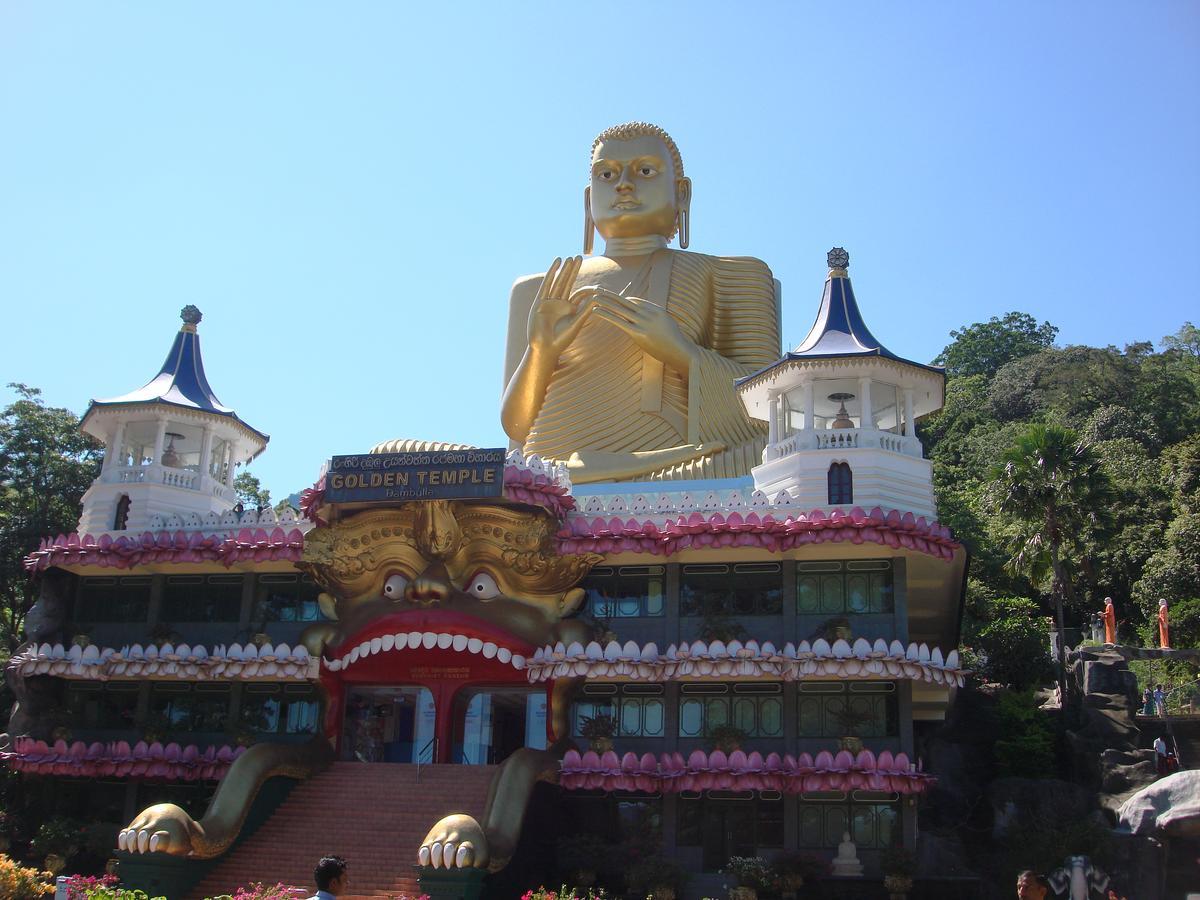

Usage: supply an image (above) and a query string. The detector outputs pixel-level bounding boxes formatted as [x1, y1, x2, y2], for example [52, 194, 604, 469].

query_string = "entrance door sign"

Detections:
[325, 448, 506, 503]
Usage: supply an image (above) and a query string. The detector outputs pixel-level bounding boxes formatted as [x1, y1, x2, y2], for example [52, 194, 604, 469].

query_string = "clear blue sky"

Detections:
[2, 2, 1197, 499]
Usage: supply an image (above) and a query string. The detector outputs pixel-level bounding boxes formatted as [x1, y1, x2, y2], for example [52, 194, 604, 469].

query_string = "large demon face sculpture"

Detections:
[298, 499, 599, 659]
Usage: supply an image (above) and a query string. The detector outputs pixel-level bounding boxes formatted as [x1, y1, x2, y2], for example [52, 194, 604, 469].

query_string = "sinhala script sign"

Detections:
[325, 448, 505, 503]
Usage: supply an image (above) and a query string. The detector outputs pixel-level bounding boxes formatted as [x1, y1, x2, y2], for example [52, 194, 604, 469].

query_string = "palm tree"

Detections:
[990, 423, 1113, 706]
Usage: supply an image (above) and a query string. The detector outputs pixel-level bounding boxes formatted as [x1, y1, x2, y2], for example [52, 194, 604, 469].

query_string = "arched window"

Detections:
[113, 494, 131, 531]
[828, 463, 853, 506]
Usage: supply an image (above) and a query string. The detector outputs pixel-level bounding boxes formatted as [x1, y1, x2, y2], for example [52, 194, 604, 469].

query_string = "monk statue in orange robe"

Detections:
[1158, 598, 1170, 649]
[1102, 597, 1117, 645]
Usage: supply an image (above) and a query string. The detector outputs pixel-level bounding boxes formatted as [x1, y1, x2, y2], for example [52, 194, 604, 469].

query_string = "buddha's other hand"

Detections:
[581, 286, 695, 373]
[528, 256, 595, 357]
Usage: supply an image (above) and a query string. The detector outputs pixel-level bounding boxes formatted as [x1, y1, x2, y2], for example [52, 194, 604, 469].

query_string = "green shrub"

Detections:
[973, 597, 1053, 689]
[993, 691, 1056, 778]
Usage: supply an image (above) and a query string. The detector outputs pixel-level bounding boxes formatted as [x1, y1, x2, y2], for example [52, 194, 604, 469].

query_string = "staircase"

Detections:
[1166, 716, 1200, 768]
[188, 763, 497, 900]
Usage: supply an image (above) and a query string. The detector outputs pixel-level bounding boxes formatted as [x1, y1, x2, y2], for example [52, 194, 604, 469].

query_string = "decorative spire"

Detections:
[827, 247, 849, 272]
[180, 305, 203, 332]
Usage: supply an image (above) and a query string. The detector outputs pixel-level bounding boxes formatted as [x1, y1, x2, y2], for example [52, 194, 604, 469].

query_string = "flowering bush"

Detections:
[721, 856, 776, 891]
[202, 885, 308, 900]
[0, 853, 54, 897]
[66, 873, 120, 898]
[73, 890, 164, 900]
[521, 888, 608, 900]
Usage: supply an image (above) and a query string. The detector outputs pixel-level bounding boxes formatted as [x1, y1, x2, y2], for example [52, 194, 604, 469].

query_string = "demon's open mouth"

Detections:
[322, 609, 531, 673]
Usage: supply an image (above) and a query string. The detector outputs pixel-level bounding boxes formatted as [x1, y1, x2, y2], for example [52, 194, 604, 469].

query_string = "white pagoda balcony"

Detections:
[766, 426, 924, 461]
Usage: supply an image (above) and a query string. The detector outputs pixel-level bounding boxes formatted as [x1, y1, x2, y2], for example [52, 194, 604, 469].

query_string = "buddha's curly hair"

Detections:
[592, 121, 684, 180]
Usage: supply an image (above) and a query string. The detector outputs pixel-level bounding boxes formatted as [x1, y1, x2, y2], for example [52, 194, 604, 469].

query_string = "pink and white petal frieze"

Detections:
[8, 641, 317, 681]
[560, 748, 935, 794]
[556, 503, 959, 561]
[323, 630, 527, 673]
[23, 527, 307, 572]
[1, 736, 244, 782]
[525, 638, 965, 686]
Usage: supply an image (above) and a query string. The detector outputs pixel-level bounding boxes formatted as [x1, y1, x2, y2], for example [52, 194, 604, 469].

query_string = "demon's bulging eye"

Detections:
[465, 572, 500, 601]
[383, 573, 409, 599]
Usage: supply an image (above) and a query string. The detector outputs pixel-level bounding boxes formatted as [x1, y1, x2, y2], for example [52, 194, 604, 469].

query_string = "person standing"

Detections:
[1142, 687, 1155, 716]
[306, 855, 348, 899]
[1153, 734, 1169, 776]
[1154, 683, 1167, 716]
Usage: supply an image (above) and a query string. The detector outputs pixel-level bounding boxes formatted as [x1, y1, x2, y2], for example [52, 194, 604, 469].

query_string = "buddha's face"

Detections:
[590, 134, 680, 240]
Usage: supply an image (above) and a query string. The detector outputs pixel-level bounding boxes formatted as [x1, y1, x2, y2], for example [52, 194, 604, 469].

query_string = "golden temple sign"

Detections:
[325, 448, 504, 503]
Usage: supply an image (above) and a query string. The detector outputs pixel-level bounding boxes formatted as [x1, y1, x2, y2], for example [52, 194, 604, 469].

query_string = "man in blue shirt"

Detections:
[307, 855, 348, 899]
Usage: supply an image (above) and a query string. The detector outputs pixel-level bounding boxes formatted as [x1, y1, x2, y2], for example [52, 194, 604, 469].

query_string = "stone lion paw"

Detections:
[417, 813, 488, 869]
[118, 803, 196, 856]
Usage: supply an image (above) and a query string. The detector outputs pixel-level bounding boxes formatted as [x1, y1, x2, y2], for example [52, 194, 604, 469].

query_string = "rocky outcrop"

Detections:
[1117, 770, 1200, 837]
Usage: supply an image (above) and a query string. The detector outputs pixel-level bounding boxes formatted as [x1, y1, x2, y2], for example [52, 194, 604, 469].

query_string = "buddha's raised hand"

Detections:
[527, 256, 593, 357]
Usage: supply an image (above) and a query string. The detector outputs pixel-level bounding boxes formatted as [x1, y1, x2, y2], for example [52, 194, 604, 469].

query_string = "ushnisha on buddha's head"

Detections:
[584, 121, 692, 252]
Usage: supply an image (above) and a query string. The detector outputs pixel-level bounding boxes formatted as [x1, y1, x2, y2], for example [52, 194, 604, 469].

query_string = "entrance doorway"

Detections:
[341, 686, 435, 763]
[451, 687, 547, 765]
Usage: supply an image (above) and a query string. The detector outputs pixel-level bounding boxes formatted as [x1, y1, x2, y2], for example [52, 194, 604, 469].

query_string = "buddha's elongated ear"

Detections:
[675, 177, 692, 248]
[583, 186, 595, 255]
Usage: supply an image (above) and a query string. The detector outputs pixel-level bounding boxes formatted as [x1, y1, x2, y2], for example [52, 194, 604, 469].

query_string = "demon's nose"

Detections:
[407, 562, 451, 605]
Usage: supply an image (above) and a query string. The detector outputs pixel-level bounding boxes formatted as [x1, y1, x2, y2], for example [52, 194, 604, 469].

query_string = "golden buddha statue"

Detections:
[501, 121, 781, 483]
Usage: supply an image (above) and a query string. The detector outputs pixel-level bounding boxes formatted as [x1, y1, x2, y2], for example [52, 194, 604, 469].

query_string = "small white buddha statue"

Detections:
[831, 831, 864, 877]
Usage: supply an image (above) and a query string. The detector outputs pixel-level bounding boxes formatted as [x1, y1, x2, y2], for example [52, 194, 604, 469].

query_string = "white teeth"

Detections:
[381, 634, 395, 652]
[358, 641, 372, 658]
[467, 638, 483, 654]
[327, 658, 342, 671]
[348, 647, 360, 664]
[482, 642, 497, 659]
[369, 637, 383, 655]
[394, 632, 410, 650]
[436, 633, 453, 649]
[421, 632, 437, 649]
[497, 647, 512, 664]
[452, 634, 468, 652]
[512, 654, 526, 669]
[408, 631, 423, 648]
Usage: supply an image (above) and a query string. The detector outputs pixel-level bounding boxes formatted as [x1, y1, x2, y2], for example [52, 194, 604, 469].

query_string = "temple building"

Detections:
[3, 122, 967, 900]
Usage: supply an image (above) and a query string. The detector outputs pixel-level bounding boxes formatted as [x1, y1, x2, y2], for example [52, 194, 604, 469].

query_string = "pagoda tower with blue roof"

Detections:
[737, 249, 946, 517]
[76, 305, 268, 535]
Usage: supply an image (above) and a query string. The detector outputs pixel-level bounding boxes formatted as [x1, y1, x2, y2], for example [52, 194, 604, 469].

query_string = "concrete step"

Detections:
[188, 763, 496, 899]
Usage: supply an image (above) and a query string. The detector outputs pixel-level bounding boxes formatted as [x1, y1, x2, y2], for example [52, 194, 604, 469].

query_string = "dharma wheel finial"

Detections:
[827, 247, 849, 270]
[180, 305, 203, 328]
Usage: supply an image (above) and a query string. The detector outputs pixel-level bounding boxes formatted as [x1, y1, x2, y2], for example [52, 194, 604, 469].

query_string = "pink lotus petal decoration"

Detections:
[556, 504, 958, 561]
[559, 744, 935, 795]
[1, 737, 245, 781]
[24, 528, 306, 572]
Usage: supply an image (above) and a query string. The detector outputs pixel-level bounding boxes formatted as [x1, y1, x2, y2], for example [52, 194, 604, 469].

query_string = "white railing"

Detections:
[103, 463, 231, 497]
[765, 428, 923, 461]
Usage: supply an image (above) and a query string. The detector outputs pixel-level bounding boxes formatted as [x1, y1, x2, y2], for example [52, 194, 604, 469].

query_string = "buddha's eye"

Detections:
[640, 166, 656, 177]
[598, 170, 614, 181]
[465, 572, 501, 601]
[383, 573, 409, 599]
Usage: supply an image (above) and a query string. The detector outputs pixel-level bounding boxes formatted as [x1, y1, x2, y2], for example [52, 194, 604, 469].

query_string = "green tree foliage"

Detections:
[0, 385, 101, 650]
[992, 691, 1056, 778]
[969, 597, 1052, 690]
[988, 423, 1113, 699]
[934, 311, 1058, 379]
[924, 316, 1200, 668]
[1134, 513, 1200, 623]
[232, 471, 271, 510]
